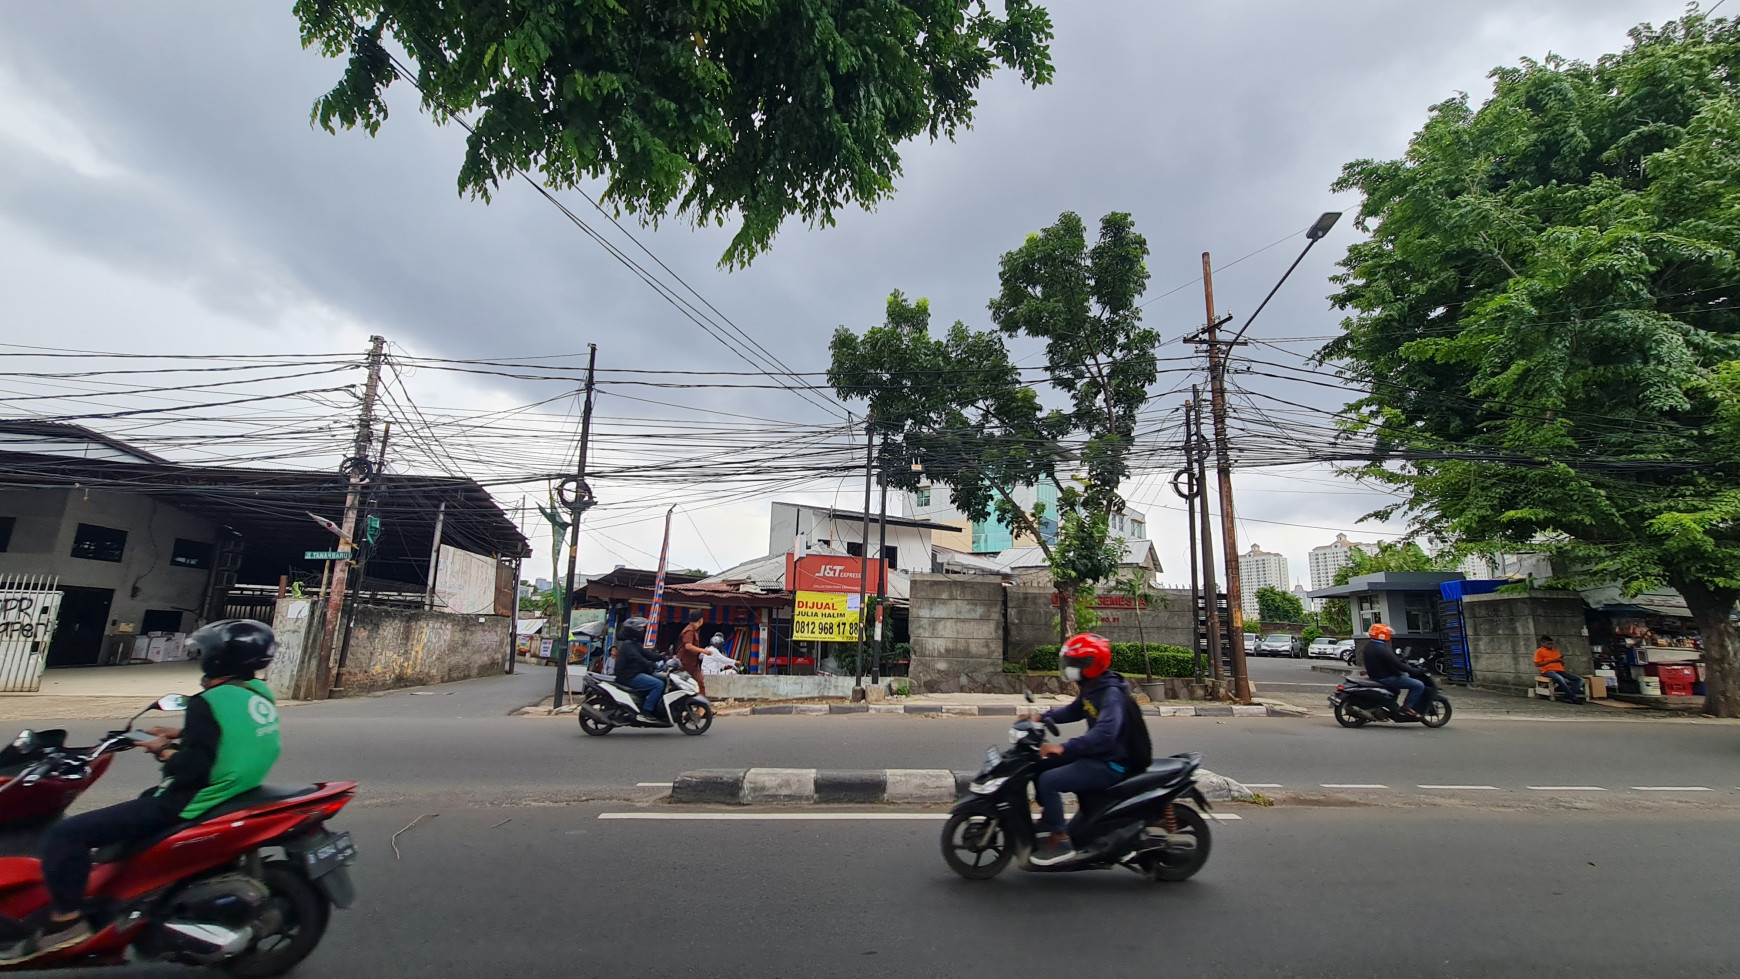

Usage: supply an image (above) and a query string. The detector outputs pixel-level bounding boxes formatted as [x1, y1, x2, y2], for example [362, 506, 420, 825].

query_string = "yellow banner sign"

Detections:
[792, 590, 861, 643]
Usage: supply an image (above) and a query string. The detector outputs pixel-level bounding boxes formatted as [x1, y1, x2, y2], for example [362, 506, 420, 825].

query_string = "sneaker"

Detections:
[0, 915, 92, 963]
[634, 713, 660, 724]
[1030, 834, 1076, 866]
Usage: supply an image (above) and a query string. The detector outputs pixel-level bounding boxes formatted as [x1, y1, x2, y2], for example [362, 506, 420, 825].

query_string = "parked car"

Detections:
[1306, 637, 1341, 659]
[1336, 638, 1358, 664]
[1243, 633, 1259, 653]
[1256, 633, 1303, 658]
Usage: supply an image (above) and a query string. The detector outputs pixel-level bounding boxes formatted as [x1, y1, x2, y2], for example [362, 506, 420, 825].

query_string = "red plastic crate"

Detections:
[1649, 664, 1698, 683]
[1661, 678, 1696, 696]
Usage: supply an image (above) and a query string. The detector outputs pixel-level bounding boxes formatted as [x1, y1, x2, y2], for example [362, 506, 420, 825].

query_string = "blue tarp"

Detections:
[1441, 578, 1507, 602]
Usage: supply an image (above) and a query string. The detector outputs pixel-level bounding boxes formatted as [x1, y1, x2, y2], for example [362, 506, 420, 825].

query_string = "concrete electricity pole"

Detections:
[852, 418, 874, 699]
[553, 344, 599, 709]
[1191, 386, 1224, 685]
[315, 335, 386, 700]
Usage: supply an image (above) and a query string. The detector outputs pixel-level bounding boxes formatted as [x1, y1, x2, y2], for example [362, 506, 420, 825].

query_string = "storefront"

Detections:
[1583, 588, 1706, 698]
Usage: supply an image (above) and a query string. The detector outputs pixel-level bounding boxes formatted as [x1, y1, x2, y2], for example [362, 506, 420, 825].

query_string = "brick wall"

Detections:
[1462, 591, 1591, 695]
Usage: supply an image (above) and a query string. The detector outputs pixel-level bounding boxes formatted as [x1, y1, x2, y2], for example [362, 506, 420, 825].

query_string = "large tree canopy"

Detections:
[1326, 8, 1740, 714]
[296, 0, 1054, 265]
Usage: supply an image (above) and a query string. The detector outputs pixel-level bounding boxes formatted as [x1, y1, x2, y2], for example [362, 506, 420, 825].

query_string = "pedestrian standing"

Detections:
[677, 609, 709, 696]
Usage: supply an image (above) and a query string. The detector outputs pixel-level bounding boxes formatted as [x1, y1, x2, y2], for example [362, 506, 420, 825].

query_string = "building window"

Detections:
[1403, 593, 1438, 634]
[1355, 594, 1382, 634]
[846, 541, 863, 558]
[881, 546, 899, 569]
[70, 523, 127, 563]
[171, 538, 213, 570]
[914, 487, 931, 507]
[0, 516, 13, 552]
[141, 609, 183, 633]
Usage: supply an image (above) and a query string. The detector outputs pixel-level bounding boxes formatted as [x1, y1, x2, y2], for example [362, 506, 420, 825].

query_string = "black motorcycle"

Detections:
[1329, 672, 1452, 728]
[939, 716, 1213, 882]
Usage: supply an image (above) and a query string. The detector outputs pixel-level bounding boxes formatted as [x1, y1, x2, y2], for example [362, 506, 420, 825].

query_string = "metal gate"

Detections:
[0, 574, 62, 692]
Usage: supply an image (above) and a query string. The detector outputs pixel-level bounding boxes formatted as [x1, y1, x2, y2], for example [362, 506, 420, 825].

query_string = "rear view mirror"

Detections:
[155, 694, 188, 713]
[10, 730, 32, 751]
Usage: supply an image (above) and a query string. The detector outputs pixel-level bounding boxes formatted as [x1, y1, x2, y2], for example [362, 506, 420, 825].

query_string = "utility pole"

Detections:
[1198, 254, 1251, 702]
[315, 335, 386, 700]
[1191, 385, 1224, 685]
[553, 344, 599, 709]
[332, 421, 390, 696]
[1173, 401, 1202, 682]
[424, 501, 447, 610]
[873, 432, 890, 686]
[852, 418, 874, 699]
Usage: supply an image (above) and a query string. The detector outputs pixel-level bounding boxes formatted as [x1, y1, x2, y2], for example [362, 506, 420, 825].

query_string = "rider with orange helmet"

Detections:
[1361, 622, 1426, 719]
[1031, 633, 1146, 865]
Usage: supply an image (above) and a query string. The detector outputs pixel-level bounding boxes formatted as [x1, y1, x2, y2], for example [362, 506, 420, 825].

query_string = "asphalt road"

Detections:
[8, 671, 1740, 977]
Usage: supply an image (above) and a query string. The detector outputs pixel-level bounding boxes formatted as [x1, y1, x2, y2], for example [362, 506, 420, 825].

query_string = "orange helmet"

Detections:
[1368, 623, 1394, 642]
[1061, 633, 1113, 680]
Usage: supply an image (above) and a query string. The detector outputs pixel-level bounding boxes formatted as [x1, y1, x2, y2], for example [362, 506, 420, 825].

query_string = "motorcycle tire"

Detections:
[676, 701, 713, 736]
[1332, 702, 1369, 728]
[578, 708, 615, 736]
[1421, 696, 1453, 729]
[940, 811, 1012, 880]
[222, 863, 329, 979]
[1138, 804, 1212, 882]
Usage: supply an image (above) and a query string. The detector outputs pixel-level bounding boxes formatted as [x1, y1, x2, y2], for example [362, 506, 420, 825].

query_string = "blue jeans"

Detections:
[623, 673, 664, 715]
[1546, 672, 1584, 702]
[42, 794, 181, 914]
[1378, 674, 1427, 711]
[1036, 759, 1126, 836]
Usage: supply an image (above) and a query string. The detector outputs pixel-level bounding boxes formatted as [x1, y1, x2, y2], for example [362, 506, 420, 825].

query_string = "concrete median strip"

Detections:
[746, 703, 1306, 718]
[668, 767, 1255, 806]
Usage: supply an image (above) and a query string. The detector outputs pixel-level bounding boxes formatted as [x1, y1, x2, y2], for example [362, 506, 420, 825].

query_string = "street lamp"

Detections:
[1228, 211, 1342, 344]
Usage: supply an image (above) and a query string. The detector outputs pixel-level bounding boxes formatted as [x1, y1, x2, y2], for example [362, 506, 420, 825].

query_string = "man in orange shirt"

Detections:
[1534, 635, 1585, 703]
[676, 610, 709, 696]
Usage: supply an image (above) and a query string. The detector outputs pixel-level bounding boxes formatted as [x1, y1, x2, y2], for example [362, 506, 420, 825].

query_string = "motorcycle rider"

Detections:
[612, 616, 667, 724]
[5, 620, 283, 963]
[1031, 633, 1147, 866]
[1362, 623, 1426, 719]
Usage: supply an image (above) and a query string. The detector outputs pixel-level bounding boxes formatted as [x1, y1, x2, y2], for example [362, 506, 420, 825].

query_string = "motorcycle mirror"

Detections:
[1023, 690, 1035, 704]
[155, 694, 188, 713]
[1045, 719, 1060, 737]
[11, 730, 32, 751]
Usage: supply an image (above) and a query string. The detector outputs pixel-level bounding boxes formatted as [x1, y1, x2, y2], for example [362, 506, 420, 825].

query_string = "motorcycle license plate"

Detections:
[301, 831, 358, 879]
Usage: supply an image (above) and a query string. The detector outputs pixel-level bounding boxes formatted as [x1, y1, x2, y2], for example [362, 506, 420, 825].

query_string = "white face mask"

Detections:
[1062, 666, 1083, 682]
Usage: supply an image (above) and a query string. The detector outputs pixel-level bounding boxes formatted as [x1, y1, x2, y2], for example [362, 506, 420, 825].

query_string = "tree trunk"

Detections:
[1057, 584, 1077, 640]
[1678, 580, 1740, 718]
[1136, 599, 1150, 681]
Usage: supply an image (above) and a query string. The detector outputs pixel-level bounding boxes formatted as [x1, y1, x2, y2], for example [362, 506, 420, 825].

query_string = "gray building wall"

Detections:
[907, 574, 1004, 691]
[0, 488, 218, 648]
[1462, 590, 1591, 696]
[267, 597, 508, 698]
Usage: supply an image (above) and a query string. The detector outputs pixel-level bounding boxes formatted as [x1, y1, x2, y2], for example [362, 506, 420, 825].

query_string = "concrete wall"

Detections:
[336, 608, 510, 695]
[703, 674, 883, 701]
[907, 574, 1005, 691]
[0, 488, 219, 653]
[1005, 586, 1195, 661]
[267, 597, 323, 700]
[1462, 591, 1591, 696]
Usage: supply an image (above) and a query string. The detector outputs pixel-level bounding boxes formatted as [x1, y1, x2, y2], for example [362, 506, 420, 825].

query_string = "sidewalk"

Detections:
[0, 661, 206, 722]
[1263, 674, 1714, 722]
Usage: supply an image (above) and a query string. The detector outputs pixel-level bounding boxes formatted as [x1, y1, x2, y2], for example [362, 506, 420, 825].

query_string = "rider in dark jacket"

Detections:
[1362, 623, 1425, 718]
[1032, 633, 1140, 866]
[610, 617, 667, 722]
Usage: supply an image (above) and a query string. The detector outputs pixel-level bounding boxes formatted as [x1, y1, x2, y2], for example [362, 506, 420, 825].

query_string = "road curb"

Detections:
[745, 703, 1305, 718]
[666, 767, 1255, 805]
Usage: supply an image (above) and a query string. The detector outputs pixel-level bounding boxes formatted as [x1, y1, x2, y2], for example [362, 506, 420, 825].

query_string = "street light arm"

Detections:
[1225, 237, 1320, 347]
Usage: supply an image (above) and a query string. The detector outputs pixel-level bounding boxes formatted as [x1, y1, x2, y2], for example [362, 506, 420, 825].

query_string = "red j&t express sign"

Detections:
[786, 554, 886, 595]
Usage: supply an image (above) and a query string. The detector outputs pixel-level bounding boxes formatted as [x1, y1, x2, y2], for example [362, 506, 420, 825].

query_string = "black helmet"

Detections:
[616, 616, 649, 644]
[187, 619, 277, 679]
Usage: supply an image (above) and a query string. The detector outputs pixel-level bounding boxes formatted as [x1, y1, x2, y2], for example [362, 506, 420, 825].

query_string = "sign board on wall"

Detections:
[792, 591, 860, 643]
[786, 554, 886, 595]
[434, 545, 499, 615]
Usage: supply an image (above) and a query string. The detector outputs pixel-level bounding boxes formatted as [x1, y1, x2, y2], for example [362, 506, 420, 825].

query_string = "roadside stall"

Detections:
[1583, 587, 1704, 698]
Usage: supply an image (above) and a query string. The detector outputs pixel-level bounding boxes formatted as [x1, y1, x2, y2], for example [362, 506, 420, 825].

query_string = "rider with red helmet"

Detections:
[1031, 633, 1145, 866]
[1361, 622, 1426, 719]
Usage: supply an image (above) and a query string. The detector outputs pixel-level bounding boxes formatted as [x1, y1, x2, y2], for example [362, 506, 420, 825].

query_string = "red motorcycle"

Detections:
[0, 696, 358, 976]
[0, 730, 115, 832]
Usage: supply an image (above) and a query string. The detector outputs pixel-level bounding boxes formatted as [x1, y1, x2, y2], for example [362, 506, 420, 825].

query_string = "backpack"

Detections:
[1107, 673, 1152, 772]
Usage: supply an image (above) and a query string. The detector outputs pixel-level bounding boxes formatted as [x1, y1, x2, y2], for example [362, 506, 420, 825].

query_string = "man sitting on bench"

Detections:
[1534, 635, 1585, 703]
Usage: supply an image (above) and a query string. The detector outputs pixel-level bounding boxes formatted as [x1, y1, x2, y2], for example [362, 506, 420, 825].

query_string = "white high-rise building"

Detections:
[1238, 543, 1289, 619]
[1307, 533, 1383, 605]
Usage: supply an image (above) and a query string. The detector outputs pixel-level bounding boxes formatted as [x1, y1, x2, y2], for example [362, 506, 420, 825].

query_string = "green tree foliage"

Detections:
[828, 212, 1155, 633]
[295, 0, 1054, 266]
[1326, 8, 1740, 714]
[1256, 586, 1307, 624]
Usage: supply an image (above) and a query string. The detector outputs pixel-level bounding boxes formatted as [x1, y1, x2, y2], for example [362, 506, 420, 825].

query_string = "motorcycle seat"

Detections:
[1085, 755, 1200, 805]
[92, 785, 321, 864]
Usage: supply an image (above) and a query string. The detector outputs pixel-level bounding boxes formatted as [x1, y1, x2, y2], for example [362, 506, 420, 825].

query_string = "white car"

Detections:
[1335, 639, 1358, 663]
[1307, 638, 1341, 659]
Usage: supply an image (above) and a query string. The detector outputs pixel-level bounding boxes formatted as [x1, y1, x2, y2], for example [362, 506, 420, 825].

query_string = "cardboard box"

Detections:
[1582, 675, 1607, 699]
[131, 636, 154, 662]
[144, 636, 169, 663]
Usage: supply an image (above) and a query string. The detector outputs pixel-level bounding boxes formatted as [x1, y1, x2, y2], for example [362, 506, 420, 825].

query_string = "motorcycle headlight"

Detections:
[971, 777, 1008, 795]
[1008, 727, 1027, 745]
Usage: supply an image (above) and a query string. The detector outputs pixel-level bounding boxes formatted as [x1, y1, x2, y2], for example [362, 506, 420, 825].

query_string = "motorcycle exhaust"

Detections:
[162, 921, 254, 955]
[581, 705, 613, 726]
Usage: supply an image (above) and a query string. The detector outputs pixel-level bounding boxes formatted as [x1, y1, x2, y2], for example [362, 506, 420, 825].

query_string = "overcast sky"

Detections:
[0, 0, 1696, 589]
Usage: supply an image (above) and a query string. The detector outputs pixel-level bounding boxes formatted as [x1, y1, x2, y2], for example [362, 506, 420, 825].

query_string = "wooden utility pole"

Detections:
[315, 335, 386, 700]
[852, 418, 874, 699]
[1191, 385, 1224, 684]
[553, 344, 599, 709]
[872, 432, 890, 686]
[1199, 254, 1252, 702]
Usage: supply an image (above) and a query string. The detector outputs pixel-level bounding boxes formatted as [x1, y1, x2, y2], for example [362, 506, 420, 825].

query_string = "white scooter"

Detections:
[578, 664, 713, 737]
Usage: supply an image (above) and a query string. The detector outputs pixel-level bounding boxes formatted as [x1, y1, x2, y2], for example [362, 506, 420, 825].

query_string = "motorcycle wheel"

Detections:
[222, 864, 329, 979]
[676, 701, 713, 736]
[940, 811, 1011, 880]
[1421, 696, 1453, 729]
[578, 706, 615, 736]
[1138, 804, 1212, 882]
[1332, 702, 1368, 728]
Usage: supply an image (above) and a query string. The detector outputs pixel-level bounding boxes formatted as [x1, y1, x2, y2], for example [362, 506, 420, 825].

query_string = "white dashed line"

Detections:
[1206, 813, 1243, 821]
[1417, 784, 1499, 790]
[1526, 786, 1608, 791]
[1631, 786, 1711, 792]
[1242, 783, 1283, 788]
[635, 782, 671, 787]
[1320, 784, 1388, 789]
[601, 812, 950, 821]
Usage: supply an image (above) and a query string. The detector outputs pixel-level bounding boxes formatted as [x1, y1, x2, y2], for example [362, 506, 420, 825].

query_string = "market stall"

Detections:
[1584, 589, 1705, 699]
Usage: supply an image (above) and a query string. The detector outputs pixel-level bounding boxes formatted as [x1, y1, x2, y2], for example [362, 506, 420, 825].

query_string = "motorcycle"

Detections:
[0, 694, 358, 976]
[1329, 672, 1453, 728]
[0, 730, 115, 833]
[940, 714, 1214, 882]
[578, 666, 713, 736]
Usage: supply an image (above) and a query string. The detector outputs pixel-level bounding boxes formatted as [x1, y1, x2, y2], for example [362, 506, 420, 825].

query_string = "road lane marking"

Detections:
[1320, 784, 1388, 789]
[1631, 786, 1711, 791]
[1417, 784, 1499, 790]
[636, 782, 671, 787]
[601, 813, 949, 821]
[1207, 813, 1242, 821]
[1242, 783, 1283, 788]
[1526, 786, 1607, 791]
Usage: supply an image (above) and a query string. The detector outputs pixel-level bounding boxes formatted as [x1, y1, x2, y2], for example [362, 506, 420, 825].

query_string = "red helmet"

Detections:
[1061, 633, 1112, 680]
[1368, 623, 1394, 643]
